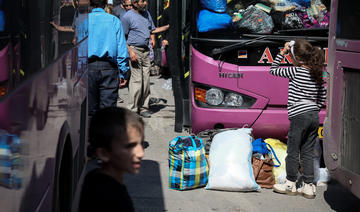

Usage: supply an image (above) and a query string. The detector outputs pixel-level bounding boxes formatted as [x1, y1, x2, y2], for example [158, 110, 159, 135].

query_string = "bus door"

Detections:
[324, 0, 360, 198]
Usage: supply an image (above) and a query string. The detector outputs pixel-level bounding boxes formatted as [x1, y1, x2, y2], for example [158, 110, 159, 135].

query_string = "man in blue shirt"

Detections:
[122, 0, 155, 118]
[88, 0, 129, 119]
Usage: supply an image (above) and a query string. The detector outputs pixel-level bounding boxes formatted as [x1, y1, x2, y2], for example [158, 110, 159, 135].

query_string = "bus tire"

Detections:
[53, 123, 73, 212]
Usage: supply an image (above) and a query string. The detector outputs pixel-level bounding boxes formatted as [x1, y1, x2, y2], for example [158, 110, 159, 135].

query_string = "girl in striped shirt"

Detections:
[270, 39, 326, 199]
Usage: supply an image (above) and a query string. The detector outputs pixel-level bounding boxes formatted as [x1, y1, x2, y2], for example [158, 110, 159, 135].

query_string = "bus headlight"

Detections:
[194, 84, 257, 109]
[224, 93, 244, 106]
[206, 88, 223, 105]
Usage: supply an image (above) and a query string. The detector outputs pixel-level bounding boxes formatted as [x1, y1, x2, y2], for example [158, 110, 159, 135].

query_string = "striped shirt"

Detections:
[270, 54, 326, 118]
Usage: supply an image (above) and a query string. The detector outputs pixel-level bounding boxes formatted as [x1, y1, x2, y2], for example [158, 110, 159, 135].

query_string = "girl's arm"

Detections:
[269, 54, 296, 80]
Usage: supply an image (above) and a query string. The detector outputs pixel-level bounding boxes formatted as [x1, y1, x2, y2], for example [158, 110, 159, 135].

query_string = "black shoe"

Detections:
[140, 111, 151, 118]
[149, 97, 159, 105]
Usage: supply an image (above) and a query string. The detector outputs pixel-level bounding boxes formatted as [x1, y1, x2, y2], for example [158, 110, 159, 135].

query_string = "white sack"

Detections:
[206, 128, 260, 191]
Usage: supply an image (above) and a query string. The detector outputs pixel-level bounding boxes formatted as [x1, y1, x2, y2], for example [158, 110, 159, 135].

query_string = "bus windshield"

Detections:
[192, 0, 330, 65]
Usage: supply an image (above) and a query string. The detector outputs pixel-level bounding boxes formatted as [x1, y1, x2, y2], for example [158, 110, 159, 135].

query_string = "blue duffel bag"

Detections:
[200, 0, 227, 13]
[197, 9, 232, 32]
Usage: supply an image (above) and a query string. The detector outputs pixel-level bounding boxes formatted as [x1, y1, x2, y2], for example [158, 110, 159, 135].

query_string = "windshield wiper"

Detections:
[211, 35, 267, 56]
[242, 34, 328, 41]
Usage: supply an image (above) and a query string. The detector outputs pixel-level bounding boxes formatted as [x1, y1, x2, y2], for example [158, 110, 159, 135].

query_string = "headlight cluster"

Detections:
[194, 85, 256, 108]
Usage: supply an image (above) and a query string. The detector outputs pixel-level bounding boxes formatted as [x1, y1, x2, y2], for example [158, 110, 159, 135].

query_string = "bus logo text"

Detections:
[258, 47, 328, 65]
[219, 73, 244, 79]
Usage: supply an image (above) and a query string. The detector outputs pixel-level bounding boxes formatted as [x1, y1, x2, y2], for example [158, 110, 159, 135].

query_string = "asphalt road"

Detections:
[96, 75, 360, 212]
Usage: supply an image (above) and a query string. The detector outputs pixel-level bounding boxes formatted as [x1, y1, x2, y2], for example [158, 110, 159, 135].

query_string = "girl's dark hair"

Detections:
[90, 0, 107, 8]
[89, 107, 144, 151]
[292, 39, 325, 85]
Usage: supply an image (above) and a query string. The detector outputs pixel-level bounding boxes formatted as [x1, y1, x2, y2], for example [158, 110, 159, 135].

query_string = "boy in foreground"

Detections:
[79, 107, 144, 212]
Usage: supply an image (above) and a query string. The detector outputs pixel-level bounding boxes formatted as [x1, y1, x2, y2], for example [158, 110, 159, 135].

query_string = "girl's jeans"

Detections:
[286, 111, 319, 184]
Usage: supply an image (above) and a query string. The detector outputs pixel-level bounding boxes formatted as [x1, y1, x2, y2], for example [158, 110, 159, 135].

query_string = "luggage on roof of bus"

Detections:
[197, 9, 233, 32]
[233, 5, 274, 34]
[220, 0, 330, 34]
[201, 0, 227, 13]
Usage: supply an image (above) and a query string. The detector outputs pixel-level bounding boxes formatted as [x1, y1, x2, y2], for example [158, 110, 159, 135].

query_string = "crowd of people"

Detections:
[88, 0, 169, 120]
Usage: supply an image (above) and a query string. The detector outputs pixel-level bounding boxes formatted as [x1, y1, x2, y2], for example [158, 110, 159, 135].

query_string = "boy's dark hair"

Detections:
[90, 0, 107, 8]
[89, 107, 144, 151]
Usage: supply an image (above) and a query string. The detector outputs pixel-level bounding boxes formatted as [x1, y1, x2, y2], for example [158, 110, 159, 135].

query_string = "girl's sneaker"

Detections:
[297, 182, 316, 199]
[273, 179, 297, 196]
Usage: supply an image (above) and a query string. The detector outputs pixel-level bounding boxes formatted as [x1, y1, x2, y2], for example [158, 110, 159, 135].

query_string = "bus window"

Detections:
[336, 0, 360, 40]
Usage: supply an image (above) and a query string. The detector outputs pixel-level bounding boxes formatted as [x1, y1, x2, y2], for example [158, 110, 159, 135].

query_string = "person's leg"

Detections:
[87, 63, 100, 158]
[128, 47, 143, 113]
[296, 112, 318, 199]
[285, 116, 305, 182]
[140, 49, 151, 113]
[88, 65, 100, 120]
[300, 112, 319, 184]
[99, 68, 119, 109]
[273, 115, 304, 195]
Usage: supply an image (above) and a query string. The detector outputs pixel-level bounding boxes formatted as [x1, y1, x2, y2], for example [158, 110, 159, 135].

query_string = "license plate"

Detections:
[318, 126, 323, 139]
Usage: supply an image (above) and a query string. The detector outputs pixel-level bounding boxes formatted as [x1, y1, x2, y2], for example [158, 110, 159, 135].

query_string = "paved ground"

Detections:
[113, 75, 359, 212]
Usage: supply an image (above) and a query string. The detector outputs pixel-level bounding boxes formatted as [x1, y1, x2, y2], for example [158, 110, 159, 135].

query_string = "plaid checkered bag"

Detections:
[0, 131, 22, 189]
[168, 136, 209, 190]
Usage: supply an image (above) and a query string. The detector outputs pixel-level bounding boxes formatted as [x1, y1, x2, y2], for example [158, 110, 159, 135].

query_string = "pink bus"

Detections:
[188, 1, 329, 141]
[323, 0, 360, 199]
[0, 0, 88, 211]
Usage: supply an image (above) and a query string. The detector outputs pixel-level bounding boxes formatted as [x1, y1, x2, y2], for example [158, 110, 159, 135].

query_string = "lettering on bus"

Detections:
[218, 72, 244, 79]
[257, 47, 328, 65]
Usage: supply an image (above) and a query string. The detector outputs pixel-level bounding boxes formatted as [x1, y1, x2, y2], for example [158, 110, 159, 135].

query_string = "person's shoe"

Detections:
[149, 97, 159, 105]
[273, 179, 297, 196]
[140, 111, 151, 118]
[297, 182, 316, 199]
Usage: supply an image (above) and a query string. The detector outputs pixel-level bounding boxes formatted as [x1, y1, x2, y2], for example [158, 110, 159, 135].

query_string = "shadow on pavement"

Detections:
[124, 160, 165, 212]
[323, 180, 360, 212]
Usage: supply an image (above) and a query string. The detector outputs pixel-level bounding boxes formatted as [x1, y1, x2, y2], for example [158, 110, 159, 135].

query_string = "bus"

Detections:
[323, 0, 360, 199]
[0, 0, 88, 211]
[185, 0, 330, 140]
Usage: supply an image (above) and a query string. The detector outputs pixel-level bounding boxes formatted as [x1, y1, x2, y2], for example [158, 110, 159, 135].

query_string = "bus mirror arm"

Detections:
[211, 35, 267, 57]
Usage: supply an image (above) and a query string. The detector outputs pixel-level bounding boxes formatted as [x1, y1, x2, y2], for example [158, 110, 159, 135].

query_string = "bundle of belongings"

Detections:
[197, 0, 233, 32]
[251, 138, 281, 188]
[168, 136, 209, 190]
[169, 128, 330, 192]
[206, 128, 261, 191]
[198, 0, 330, 33]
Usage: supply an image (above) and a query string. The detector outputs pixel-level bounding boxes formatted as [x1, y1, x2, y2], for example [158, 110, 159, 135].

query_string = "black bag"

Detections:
[234, 5, 274, 34]
[271, 10, 303, 31]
